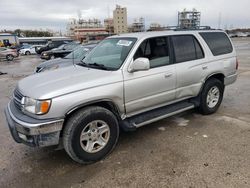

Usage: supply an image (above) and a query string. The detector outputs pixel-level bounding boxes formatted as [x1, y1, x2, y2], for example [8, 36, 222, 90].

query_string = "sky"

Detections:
[0, 0, 250, 32]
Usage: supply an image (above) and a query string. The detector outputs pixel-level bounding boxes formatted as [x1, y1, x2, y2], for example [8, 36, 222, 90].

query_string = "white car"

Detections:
[19, 46, 37, 55]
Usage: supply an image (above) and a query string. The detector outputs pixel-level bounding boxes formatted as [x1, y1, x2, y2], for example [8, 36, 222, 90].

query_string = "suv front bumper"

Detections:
[4, 102, 64, 147]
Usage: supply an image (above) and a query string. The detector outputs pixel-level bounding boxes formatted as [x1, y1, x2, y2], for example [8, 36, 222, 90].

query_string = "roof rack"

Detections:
[163, 26, 214, 31]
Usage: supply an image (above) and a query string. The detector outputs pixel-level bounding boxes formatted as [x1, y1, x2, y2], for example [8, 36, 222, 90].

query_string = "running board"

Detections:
[124, 101, 195, 129]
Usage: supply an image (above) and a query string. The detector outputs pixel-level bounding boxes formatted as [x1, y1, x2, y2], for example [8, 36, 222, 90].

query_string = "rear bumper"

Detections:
[4, 102, 64, 147]
[224, 73, 237, 85]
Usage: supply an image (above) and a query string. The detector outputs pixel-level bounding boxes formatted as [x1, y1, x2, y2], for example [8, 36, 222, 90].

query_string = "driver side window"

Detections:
[134, 36, 170, 68]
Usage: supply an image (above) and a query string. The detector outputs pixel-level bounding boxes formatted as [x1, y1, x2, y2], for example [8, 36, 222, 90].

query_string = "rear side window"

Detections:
[199, 32, 233, 56]
[171, 35, 204, 63]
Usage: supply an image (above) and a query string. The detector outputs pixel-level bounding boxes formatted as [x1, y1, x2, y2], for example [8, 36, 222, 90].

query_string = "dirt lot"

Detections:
[0, 38, 250, 188]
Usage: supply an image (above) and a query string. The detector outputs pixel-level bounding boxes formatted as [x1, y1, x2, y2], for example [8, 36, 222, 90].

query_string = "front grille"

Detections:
[13, 88, 23, 111]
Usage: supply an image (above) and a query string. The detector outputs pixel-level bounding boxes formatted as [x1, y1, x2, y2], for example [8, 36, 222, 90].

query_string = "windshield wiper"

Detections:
[89, 63, 116, 70]
[77, 60, 90, 67]
[78, 61, 115, 70]
[88, 63, 109, 70]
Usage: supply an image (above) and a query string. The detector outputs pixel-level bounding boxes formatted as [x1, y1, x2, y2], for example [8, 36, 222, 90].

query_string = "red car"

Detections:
[0, 47, 19, 61]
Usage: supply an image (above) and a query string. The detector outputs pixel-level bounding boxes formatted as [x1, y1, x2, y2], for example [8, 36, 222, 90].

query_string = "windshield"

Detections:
[83, 37, 137, 70]
[64, 46, 89, 59]
[57, 44, 65, 50]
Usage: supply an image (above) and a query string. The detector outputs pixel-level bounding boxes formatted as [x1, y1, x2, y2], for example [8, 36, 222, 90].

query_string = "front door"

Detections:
[123, 36, 176, 117]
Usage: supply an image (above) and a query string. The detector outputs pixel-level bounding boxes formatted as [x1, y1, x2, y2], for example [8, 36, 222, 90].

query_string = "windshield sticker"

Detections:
[117, 40, 133, 47]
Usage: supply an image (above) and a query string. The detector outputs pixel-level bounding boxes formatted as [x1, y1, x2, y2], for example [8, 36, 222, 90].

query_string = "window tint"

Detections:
[172, 35, 204, 63]
[134, 37, 170, 68]
[199, 32, 233, 56]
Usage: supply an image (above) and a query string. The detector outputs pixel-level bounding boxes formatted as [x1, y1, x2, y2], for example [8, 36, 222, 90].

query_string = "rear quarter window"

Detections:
[199, 32, 233, 56]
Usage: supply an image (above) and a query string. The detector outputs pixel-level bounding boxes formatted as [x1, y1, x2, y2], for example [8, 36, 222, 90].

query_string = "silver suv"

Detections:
[5, 30, 238, 164]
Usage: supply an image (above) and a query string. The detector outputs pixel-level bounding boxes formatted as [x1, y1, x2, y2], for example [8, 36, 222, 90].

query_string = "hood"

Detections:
[37, 58, 80, 72]
[37, 58, 66, 67]
[18, 65, 123, 99]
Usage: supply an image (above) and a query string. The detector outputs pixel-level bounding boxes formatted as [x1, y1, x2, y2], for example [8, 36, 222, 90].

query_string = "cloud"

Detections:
[0, 0, 249, 31]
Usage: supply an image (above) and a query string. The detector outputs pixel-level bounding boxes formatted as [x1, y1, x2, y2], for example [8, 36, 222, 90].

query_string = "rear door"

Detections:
[171, 35, 207, 99]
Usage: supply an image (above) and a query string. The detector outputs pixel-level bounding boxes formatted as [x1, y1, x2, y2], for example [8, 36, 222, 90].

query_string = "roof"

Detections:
[109, 30, 225, 40]
[0, 33, 17, 36]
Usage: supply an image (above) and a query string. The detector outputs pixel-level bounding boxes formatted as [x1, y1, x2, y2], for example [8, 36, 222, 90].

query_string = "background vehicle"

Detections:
[19, 46, 37, 55]
[0, 47, 19, 61]
[40, 42, 80, 60]
[5, 30, 237, 164]
[36, 40, 71, 54]
[36, 43, 97, 73]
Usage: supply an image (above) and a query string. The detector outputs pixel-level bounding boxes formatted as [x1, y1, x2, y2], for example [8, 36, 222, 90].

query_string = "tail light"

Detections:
[236, 59, 239, 70]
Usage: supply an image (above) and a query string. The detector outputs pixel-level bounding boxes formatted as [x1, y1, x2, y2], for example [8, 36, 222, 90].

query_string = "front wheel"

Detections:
[25, 51, 31, 55]
[6, 54, 14, 61]
[63, 106, 119, 164]
[199, 78, 224, 115]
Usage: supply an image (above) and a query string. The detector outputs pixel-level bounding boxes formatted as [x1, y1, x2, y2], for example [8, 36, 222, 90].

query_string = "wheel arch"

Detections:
[61, 99, 123, 137]
[192, 72, 226, 107]
[65, 99, 123, 122]
[204, 72, 225, 85]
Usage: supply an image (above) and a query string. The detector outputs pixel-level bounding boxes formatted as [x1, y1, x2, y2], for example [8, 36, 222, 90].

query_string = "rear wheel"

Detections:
[199, 78, 224, 115]
[6, 54, 14, 61]
[63, 106, 119, 164]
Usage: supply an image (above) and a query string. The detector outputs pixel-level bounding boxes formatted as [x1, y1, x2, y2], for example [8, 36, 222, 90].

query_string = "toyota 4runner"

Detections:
[5, 30, 238, 164]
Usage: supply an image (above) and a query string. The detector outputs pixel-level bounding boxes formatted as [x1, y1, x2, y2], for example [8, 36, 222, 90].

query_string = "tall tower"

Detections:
[113, 5, 128, 34]
[178, 9, 201, 29]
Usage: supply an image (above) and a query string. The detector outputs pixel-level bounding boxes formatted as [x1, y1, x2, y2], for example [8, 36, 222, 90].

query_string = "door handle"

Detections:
[164, 73, 173, 78]
[202, 66, 208, 70]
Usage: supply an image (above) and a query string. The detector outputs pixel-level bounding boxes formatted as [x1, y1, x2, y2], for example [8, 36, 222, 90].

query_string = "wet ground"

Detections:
[0, 38, 250, 188]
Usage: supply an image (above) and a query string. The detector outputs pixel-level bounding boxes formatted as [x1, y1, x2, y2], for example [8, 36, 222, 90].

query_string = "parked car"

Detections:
[5, 30, 238, 164]
[19, 46, 37, 55]
[36, 43, 97, 73]
[40, 42, 79, 60]
[36, 40, 72, 54]
[0, 47, 19, 61]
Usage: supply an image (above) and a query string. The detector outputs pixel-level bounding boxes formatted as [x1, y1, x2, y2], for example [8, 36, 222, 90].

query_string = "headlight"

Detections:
[23, 97, 51, 115]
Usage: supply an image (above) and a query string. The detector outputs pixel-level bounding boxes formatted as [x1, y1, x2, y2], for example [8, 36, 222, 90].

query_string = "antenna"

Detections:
[72, 49, 75, 67]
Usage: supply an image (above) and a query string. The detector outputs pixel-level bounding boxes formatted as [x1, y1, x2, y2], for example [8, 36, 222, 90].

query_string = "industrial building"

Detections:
[113, 5, 128, 34]
[178, 9, 201, 29]
[128, 18, 145, 33]
[0, 33, 19, 47]
[147, 23, 165, 31]
[67, 18, 108, 43]
[104, 18, 114, 34]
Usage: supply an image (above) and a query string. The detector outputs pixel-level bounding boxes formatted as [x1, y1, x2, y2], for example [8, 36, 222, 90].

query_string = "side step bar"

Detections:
[133, 105, 194, 128]
[121, 101, 195, 131]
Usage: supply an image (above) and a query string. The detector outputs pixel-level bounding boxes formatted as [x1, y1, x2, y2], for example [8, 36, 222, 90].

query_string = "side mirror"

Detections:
[128, 58, 150, 73]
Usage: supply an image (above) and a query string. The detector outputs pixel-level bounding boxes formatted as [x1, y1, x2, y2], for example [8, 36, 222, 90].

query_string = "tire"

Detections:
[63, 106, 119, 164]
[25, 51, 31, 55]
[199, 78, 224, 115]
[6, 54, 14, 61]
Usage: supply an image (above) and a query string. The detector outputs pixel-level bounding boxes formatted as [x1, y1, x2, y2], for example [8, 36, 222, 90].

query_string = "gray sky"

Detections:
[0, 0, 249, 31]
